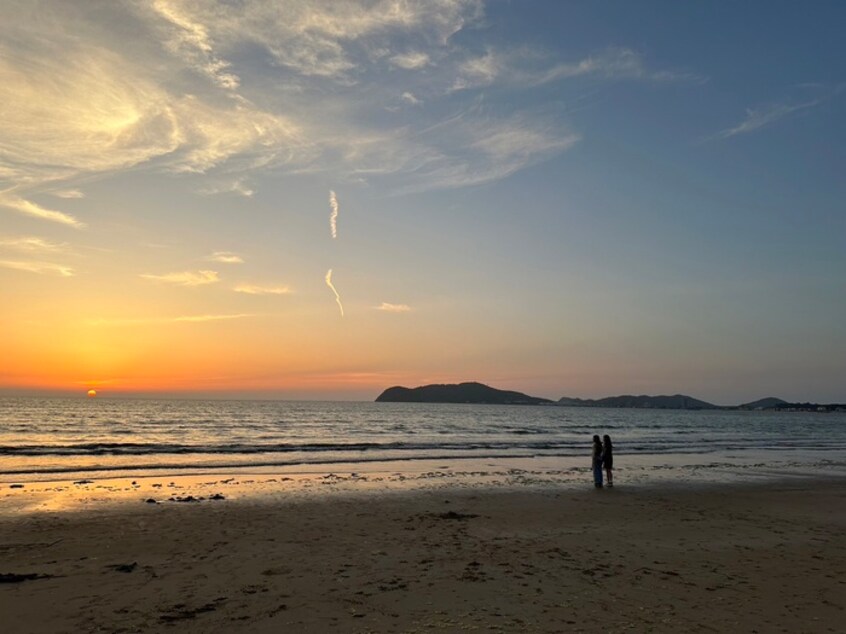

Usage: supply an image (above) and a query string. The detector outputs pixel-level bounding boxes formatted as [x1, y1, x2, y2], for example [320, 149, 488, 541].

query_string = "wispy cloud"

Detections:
[390, 51, 431, 70]
[0, 260, 74, 277]
[150, 0, 241, 90]
[534, 48, 701, 85]
[233, 284, 290, 295]
[0, 3, 306, 203]
[0, 0, 556, 200]
[325, 268, 344, 317]
[375, 302, 412, 312]
[451, 47, 701, 91]
[329, 190, 339, 239]
[207, 251, 244, 264]
[88, 313, 254, 326]
[0, 2, 691, 201]
[0, 195, 85, 228]
[158, 0, 482, 79]
[0, 236, 69, 253]
[139, 270, 220, 286]
[714, 100, 820, 139]
[198, 178, 254, 197]
[401, 91, 421, 105]
[452, 50, 501, 90]
[383, 113, 581, 191]
[51, 189, 85, 199]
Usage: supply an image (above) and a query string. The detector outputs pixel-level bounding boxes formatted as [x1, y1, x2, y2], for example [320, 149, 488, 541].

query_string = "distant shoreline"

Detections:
[375, 381, 846, 411]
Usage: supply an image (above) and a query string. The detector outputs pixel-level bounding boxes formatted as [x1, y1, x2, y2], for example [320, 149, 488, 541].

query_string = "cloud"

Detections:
[715, 100, 820, 139]
[329, 190, 339, 239]
[199, 178, 255, 197]
[0, 2, 687, 201]
[233, 284, 290, 295]
[452, 47, 701, 91]
[325, 268, 344, 317]
[159, 0, 482, 79]
[150, 0, 241, 90]
[207, 251, 244, 264]
[390, 51, 431, 70]
[377, 112, 581, 191]
[401, 91, 421, 105]
[0, 260, 74, 276]
[51, 189, 85, 199]
[536, 48, 699, 84]
[0, 195, 84, 228]
[375, 302, 411, 312]
[0, 236, 69, 253]
[0, 4, 307, 203]
[88, 313, 254, 326]
[453, 50, 501, 90]
[139, 269, 220, 286]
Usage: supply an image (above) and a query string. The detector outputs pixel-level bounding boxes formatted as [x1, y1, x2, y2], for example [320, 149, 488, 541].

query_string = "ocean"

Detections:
[1, 397, 845, 483]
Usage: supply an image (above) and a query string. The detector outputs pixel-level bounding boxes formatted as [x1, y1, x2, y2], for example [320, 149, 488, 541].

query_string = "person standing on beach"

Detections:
[602, 434, 613, 487]
[592, 435, 604, 488]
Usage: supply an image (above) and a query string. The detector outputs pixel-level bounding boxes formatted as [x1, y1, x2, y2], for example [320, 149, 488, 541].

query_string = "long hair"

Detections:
[602, 434, 612, 452]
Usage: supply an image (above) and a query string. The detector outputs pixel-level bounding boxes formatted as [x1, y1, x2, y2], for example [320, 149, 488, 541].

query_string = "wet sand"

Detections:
[1, 479, 844, 633]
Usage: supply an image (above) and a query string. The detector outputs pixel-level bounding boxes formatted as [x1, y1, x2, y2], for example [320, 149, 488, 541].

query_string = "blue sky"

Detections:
[0, 1, 843, 402]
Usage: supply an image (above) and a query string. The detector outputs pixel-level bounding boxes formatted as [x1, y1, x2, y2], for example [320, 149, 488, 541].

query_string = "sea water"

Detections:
[1, 397, 844, 482]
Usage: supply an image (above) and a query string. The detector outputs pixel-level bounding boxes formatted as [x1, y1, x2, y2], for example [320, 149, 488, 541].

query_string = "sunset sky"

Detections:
[1, 1, 844, 403]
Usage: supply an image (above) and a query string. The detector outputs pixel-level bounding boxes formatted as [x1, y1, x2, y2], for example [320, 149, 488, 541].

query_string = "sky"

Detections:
[1, 0, 844, 404]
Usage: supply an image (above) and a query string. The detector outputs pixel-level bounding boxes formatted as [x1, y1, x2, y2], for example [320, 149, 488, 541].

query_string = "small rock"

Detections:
[145, 498, 157, 504]
[0, 572, 53, 583]
[108, 562, 137, 573]
[437, 511, 478, 520]
[9, 484, 24, 489]
[169, 495, 200, 503]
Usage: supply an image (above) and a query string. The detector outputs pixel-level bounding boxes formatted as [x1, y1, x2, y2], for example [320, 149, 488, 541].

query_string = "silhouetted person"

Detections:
[592, 435, 603, 488]
[602, 434, 613, 487]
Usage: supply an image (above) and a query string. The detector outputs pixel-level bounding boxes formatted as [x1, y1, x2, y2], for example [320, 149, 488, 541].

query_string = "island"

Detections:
[737, 397, 788, 410]
[375, 382, 552, 405]
[375, 383, 844, 411]
[557, 394, 719, 410]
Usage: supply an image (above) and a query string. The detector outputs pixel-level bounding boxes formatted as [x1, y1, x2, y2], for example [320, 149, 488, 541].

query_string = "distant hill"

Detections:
[738, 397, 788, 410]
[771, 402, 846, 412]
[376, 382, 552, 405]
[557, 394, 719, 410]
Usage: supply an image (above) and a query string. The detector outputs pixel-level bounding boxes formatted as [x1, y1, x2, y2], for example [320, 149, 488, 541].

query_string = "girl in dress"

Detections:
[602, 434, 613, 487]
[592, 435, 604, 488]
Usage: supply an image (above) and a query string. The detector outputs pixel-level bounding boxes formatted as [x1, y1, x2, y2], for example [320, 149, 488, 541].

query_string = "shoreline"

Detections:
[1, 478, 843, 632]
[3, 454, 846, 516]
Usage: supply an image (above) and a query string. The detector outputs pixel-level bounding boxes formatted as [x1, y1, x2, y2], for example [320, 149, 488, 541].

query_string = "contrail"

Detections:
[325, 268, 344, 317]
[329, 190, 339, 239]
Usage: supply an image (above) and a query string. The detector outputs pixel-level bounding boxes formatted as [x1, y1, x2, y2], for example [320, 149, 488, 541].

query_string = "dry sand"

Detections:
[1, 479, 844, 633]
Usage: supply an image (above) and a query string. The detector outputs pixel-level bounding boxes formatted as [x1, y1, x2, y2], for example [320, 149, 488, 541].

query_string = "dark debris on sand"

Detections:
[158, 597, 227, 623]
[0, 572, 54, 583]
[436, 511, 479, 520]
[106, 562, 138, 573]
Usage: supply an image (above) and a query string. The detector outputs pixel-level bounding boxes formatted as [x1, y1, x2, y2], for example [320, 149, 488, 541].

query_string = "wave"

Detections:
[0, 452, 541, 475]
[1, 437, 841, 458]
[2, 452, 843, 478]
[0, 440, 579, 456]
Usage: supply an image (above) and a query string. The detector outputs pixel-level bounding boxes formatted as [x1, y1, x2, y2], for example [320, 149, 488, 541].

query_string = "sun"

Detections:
[87, 389, 97, 398]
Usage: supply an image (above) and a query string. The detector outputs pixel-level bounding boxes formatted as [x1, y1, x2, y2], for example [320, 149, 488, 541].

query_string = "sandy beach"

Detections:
[1, 477, 843, 633]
